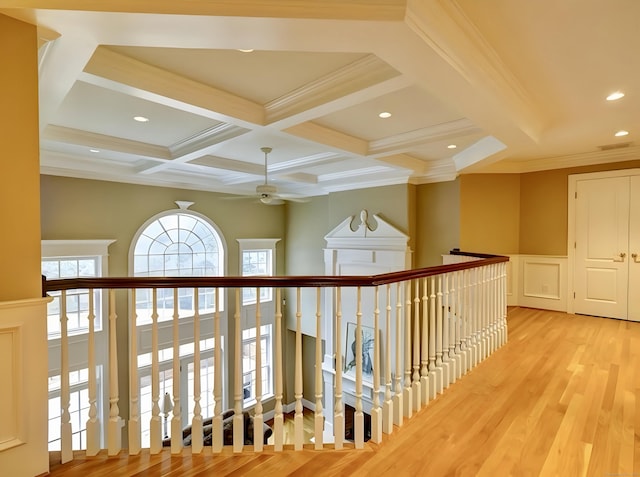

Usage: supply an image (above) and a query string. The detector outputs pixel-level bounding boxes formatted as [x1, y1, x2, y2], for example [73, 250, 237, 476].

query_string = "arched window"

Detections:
[131, 208, 225, 322]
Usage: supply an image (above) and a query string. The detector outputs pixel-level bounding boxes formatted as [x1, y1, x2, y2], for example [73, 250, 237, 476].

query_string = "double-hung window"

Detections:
[237, 239, 279, 406]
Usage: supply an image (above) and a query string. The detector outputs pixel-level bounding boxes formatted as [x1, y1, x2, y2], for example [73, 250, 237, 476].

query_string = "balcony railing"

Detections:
[42, 251, 508, 462]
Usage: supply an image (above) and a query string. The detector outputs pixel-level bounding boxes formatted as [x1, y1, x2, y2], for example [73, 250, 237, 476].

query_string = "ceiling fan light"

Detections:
[260, 195, 272, 204]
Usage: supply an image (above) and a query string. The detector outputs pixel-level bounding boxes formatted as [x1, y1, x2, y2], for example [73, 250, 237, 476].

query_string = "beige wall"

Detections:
[519, 160, 640, 255]
[415, 179, 460, 267]
[1, 15, 41, 301]
[459, 174, 521, 255]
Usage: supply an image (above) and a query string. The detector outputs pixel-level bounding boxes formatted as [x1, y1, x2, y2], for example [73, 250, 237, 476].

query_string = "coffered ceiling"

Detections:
[2, 0, 639, 201]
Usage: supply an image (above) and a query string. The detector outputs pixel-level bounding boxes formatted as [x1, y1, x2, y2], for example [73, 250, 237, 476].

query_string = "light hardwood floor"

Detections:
[47, 307, 640, 476]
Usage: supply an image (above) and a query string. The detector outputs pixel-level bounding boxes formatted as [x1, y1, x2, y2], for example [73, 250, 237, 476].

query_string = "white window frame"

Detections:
[237, 238, 280, 305]
[42, 239, 115, 451]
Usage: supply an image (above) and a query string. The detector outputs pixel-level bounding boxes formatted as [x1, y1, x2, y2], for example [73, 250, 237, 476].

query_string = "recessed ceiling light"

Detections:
[89, 148, 100, 153]
[615, 130, 629, 137]
[378, 111, 392, 119]
[133, 116, 149, 122]
[606, 91, 625, 101]
[238, 49, 254, 53]
[447, 144, 457, 149]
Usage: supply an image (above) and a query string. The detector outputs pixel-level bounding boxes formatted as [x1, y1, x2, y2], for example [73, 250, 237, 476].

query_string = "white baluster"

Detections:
[294, 287, 304, 450]
[441, 274, 451, 389]
[87, 289, 101, 456]
[382, 284, 393, 434]
[171, 289, 182, 455]
[428, 277, 440, 398]
[334, 287, 344, 449]
[453, 271, 463, 379]
[482, 266, 490, 360]
[435, 276, 444, 393]
[60, 291, 72, 463]
[490, 264, 498, 354]
[314, 287, 324, 449]
[449, 273, 459, 383]
[403, 282, 412, 418]
[354, 287, 364, 449]
[420, 278, 429, 406]
[273, 288, 284, 451]
[107, 289, 122, 456]
[191, 290, 203, 453]
[150, 289, 162, 454]
[254, 289, 264, 451]
[233, 289, 244, 453]
[412, 280, 421, 412]
[212, 288, 223, 453]
[393, 282, 403, 426]
[371, 286, 382, 443]
[469, 269, 479, 368]
[501, 262, 509, 345]
[460, 270, 470, 375]
[127, 289, 140, 455]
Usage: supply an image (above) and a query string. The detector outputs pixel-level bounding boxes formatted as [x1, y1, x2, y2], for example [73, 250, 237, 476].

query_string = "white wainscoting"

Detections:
[443, 254, 568, 312]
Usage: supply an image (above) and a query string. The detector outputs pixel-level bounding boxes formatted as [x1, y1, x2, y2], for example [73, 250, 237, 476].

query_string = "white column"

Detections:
[191, 290, 203, 453]
[392, 283, 403, 426]
[170, 289, 182, 455]
[370, 286, 382, 443]
[441, 274, 451, 389]
[127, 290, 140, 455]
[382, 284, 394, 434]
[411, 280, 421, 412]
[354, 287, 364, 449]
[87, 289, 101, 456]
[107, 289, 122, 456]
[314, 288, 324, 449]
[294, 288, 304, 450]
[212, 288, 223, 453]
[273, 288, 284, 451]
[59, 291, 72, 463]
[254, 290, 264, 452]
[149, 289, 162, 454]
[333, 287, 344, 449]
[233, 289, 244, 453]
[420, 278, 429, 406]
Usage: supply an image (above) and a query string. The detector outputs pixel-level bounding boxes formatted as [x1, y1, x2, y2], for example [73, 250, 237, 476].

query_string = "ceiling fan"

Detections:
[252, 147, 307, 205]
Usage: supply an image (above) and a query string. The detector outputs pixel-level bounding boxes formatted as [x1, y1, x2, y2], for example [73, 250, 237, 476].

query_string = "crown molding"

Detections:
[405, 0, 545, 142]
[43, 125, 171, 159]
[265, 54, 399, 123]
[409, 158, 457, 184]
[168, 123, 249, 158]
[485, 144, 640, 174]
[369, 118, 481, 155]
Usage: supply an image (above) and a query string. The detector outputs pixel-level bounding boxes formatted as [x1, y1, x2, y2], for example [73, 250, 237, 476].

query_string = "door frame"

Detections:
[567, 168, 640, 315]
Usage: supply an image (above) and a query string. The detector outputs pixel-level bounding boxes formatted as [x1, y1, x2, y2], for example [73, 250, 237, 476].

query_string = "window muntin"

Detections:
[132, 212, 224, 322]
[42, 257, 102, 339]
[242, 324, 273, 405]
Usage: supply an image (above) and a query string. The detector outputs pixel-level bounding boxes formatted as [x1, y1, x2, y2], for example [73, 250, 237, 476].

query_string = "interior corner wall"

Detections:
[459, 174, 521, 255]
[0, 14, 41, 301]
[415, 179, 460, 267]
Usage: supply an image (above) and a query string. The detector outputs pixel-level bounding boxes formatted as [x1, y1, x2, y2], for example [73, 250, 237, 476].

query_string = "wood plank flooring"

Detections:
[47, 307, 640, 476]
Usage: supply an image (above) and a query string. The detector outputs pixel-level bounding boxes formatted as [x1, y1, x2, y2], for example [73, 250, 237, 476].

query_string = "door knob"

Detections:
[633, 253, 639, 263]
[614, 252, 626, 262]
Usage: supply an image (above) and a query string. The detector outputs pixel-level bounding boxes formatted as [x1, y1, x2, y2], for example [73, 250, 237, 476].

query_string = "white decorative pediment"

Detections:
[324, 209, 409, 251]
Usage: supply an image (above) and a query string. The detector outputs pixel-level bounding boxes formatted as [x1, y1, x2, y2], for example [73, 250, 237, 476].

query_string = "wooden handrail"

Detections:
[42, 252, 508, 293]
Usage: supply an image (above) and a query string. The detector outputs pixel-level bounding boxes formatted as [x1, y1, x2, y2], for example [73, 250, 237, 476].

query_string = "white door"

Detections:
[629, 175, 640, 322]
[574, 176, 630, 319]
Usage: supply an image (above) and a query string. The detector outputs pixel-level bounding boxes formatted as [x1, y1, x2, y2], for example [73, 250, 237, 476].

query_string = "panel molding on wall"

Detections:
[0, 325, 23, 451]
[514, 255, 568, 312]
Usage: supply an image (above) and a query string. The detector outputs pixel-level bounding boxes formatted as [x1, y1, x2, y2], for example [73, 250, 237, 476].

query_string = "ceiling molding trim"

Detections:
[84, 47, 265, 127]
[369, 118, 481, 155]
[453, 135, 507, 172]
[265, 54, 400, 123]
[268, 151, 343, 173]
[319, 165, 397, 182]
[284, 121, 368, 155]
[375, 153, 427, 173]
[168, 123, 249, 158]
[321, 174, 410, 194]
[409, 158, 457, 184]
[405, 0, 545, 142]
[484, 144, 640, 174]
[43, 125, 171, 160]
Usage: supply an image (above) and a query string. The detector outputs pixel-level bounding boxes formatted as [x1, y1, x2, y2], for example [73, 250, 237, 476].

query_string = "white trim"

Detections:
[42, 239, 116, 257]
